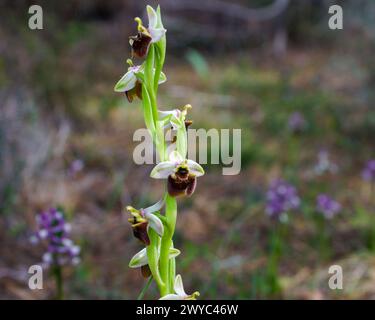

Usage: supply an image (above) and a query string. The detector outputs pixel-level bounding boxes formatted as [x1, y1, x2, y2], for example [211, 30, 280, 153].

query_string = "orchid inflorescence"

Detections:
[265, 179, 343, 221]
[30, 208, 80, 268]
[30, 207, 80, 299]
[265, 179, 300, 221]
[362, 159, 375, 183]
[288, 111, 306, 133]
[316, 194, 341, 219]
[114, 5, 204, 299]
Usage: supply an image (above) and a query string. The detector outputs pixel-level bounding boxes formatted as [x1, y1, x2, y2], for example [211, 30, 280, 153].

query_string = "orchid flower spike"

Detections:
[150, 151, 204, 197]
[159, 275, 200, 300]
[129, 5, 166, 58]
[126, 198, 165, 246]
[114, 61, 166, 102]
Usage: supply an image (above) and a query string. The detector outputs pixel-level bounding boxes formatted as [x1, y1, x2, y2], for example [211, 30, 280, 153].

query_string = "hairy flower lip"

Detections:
[132, 221, 150, 246]
[175, 166, 189, 180]
[125, 81, 142, 102]
[141, 264, 152, 278]
[150, 151, 204, 197]
[129, 31, 152, 59]
[168, 174, 196, 197]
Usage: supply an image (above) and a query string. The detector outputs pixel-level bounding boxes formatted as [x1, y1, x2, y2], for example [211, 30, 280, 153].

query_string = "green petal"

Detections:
[129, 248, 148, 268]
[114, 71, 137, 92]
[159, 71, 167, 84]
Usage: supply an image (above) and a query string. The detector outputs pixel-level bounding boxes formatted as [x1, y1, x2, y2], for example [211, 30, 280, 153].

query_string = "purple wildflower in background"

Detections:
[288, 112, 306, 133]
[316, 194, 341, 219]
[67, 159, 84, 177]
[266, 180, 300, 219]
[362, 159, 375, 182]
[30, 208, 80, 267]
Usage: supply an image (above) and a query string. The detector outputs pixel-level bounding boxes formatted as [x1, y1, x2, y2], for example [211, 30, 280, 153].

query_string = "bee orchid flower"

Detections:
[159, 275, 200, 300]
[150, 151, 204, 197]
[114, 61, 166, 102]
[126, 198, 165, 246]
[130, 6, 167, 58]
[158, 104, 192, 132]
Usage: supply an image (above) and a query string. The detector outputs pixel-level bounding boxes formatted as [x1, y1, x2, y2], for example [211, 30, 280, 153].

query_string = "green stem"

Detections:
[154, 44, 165, 94]
[146, 229, 164, 291]
[53, 265, 64, 300]
[169, 241, 176, 290]
[154, 48, 161, 93]
[141, 86, 156, 134]
[143, 45, 167, 162]
[144, 45, 155, 91]
[159, 237, 171, 295]
[316, 214, 330, 261]
[159, 193, 177, 296]
[144, 45, 159, 126]
[137, 276, 153, 300]
[267, 224, 283, 295]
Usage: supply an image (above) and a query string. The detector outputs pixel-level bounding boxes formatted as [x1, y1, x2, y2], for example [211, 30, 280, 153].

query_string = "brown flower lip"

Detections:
[129, 32, 152, 59]
[167, 168, 197, 197]
[150, 151, 204, 196]
[141, 264, 152, 278]
[125, 80, 142, 102]
[131, 220, 150, 246]
[185, 120, 193, 129]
